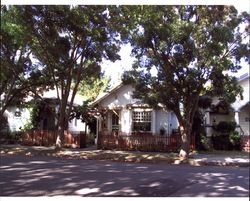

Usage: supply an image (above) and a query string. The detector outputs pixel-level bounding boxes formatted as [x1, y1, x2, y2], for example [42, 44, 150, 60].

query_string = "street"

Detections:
[0, 154, 249, 197]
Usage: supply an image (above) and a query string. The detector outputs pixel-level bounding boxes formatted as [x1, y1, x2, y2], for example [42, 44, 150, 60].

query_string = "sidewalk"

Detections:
[1, 144, 249, 167]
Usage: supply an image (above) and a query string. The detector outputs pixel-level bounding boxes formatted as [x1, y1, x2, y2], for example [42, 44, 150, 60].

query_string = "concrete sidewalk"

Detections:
[188, 153, 249, 167]
[0, 144, 249, 167]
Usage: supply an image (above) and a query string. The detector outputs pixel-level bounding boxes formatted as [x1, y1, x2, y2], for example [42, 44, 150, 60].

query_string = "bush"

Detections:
[200, 134, 212, 150]
[211, 134, 231, 150]
[212, 121, 236, 133]
[86, 133, 95, 145]
[229, 131, 241, 150]
[211, 121, 239, 150]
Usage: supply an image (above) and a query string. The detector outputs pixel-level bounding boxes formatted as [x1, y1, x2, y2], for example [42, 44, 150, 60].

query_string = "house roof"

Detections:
[91, 82, 123, 106]
[238, 72, 249, 82]
[25, 89, 85, 106]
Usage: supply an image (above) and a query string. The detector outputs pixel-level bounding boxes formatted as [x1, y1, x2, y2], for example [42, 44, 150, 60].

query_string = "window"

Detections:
[112, 111, 119, 131]
[14, 111, 21, 117]
[132, 111, 151, 132]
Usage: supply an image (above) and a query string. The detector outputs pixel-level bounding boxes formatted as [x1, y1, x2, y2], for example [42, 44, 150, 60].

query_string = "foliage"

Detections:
[78, 75, 110, 101]
[211, 121, 240, 150]
[14, 5, 121, 148]
[121, 5, 249, 156]
[200, 134, 212, 151]
[86, 133, 96, 146]
[212, 121, 237, 133]
[70, 100, 97, 134]
[21, 103, 40, 131]
[0, 6, 45, 119]
[229, 131, 241, 148]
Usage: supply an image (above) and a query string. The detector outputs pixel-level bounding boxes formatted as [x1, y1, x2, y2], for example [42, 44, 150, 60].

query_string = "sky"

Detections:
[2, 0, 250, 86]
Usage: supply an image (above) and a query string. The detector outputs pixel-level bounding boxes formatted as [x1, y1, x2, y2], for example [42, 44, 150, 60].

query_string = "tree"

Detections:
[78, 74, 110, 101]
[17, 5, 121, 149]
[0, 6, 44, 121]
[122, 5, 249, 157]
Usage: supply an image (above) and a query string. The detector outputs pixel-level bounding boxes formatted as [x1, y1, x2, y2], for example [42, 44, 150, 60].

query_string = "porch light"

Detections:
[15, 108, 21, 117]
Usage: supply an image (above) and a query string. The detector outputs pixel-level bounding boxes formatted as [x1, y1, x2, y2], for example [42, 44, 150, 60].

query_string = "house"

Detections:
[204, 73, 249, 151]
[92, 84, 179, 137]
[92, 72, 249, 152]
[91, 83, 185, 151]
[2, 89, 87, 133]
[204, 73, 249, 136]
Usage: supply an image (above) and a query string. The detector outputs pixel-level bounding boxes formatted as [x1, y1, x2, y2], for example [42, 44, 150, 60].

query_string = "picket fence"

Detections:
[98, 133, 195, 152]
[21, 130, 86, 148]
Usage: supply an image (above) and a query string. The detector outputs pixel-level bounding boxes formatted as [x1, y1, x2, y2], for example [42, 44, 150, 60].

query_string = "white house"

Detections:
[204, 73, 250, 137]
[92, 84, 179, 140]
[2, 89, 87, 133]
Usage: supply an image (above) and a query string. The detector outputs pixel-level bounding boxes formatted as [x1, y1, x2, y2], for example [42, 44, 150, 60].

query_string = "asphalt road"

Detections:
[0, 154, 249, 197]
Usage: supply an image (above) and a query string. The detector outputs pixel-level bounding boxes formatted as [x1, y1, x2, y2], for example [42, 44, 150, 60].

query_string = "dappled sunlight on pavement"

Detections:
[0, 155, 249, 197]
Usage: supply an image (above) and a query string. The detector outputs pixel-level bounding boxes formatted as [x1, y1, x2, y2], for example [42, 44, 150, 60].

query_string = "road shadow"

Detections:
[0, 155, 249, 197]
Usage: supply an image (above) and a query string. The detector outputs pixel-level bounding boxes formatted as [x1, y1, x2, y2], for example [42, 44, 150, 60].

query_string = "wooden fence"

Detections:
[241, 135, 250, 152]
[21, 130, 86, 148]
[98, 133, 195, 152]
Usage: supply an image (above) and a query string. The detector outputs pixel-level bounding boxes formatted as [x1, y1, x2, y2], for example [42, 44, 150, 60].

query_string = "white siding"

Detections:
[68, 118, 86, 132]
[155, 110, 169, 134]
[120, 108, 132, 134]
[239, 105, 250, 135]
[4, 107, 31, 132]
[154, 110, 179, 135]
[210, 112, 234, 125]
[170, 112, 179, 132]
[232, 77, 249, 111]
[99, 85, 139, 108]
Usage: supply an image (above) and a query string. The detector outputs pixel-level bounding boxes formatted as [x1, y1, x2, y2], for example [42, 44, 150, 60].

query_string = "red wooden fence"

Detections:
[21, 130, 86, 148]
[98, 133, 195, 152]
[241, 135, 250, 152]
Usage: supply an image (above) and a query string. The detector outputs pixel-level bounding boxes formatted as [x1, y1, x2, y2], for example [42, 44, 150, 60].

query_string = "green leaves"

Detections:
[121, 6, 249, 150]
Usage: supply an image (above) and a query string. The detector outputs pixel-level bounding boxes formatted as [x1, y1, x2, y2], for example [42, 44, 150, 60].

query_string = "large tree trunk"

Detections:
[55, 97, 68, 150]
[179, 124, 192, 158]
[55, 120, 65, 150]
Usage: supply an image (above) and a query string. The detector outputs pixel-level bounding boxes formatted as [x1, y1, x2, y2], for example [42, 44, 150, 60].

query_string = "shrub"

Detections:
[229, 131, 241, 150]
[86, 133, 95, 145]
[200, 134, 212, 150]
[212, 121, 236, 133]
[211, 121, 239, 150]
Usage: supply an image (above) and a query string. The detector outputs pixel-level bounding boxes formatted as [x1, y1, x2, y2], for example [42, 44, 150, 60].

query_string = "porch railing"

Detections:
[98, 133, 195, 152]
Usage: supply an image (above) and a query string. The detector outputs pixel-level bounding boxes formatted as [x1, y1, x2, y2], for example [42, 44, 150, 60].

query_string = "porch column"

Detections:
[234, 110, 240, 133]
[95, 117, 99, 145]
[151, 110, 156, 134]
[205, 109, 212, 137]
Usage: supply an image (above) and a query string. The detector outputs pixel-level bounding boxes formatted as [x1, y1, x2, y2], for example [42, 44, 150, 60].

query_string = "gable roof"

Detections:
[91, 82, 123, 106]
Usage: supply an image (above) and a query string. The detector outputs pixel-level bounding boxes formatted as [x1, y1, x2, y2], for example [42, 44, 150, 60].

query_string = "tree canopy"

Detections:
[0, 6, 45, 119]
[122, 5, 250, 157]
[17, 5, 122, 148]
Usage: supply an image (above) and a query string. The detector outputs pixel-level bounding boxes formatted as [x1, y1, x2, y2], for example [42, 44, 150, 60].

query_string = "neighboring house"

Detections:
[204, 73, 250, 137]
[2, 89, 86, 133]
[92, 84, 179, 140]
[2, 107, 31, 132]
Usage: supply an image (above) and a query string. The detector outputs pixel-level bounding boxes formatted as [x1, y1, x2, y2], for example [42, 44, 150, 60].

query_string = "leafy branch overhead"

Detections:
[121, 5, 249, 157]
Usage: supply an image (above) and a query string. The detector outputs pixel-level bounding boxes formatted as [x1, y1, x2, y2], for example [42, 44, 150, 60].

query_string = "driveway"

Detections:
[0, 155, 249, 197]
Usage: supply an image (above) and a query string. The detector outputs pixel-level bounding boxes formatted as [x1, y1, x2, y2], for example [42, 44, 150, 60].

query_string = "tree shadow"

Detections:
[0, 155, 249, 197]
